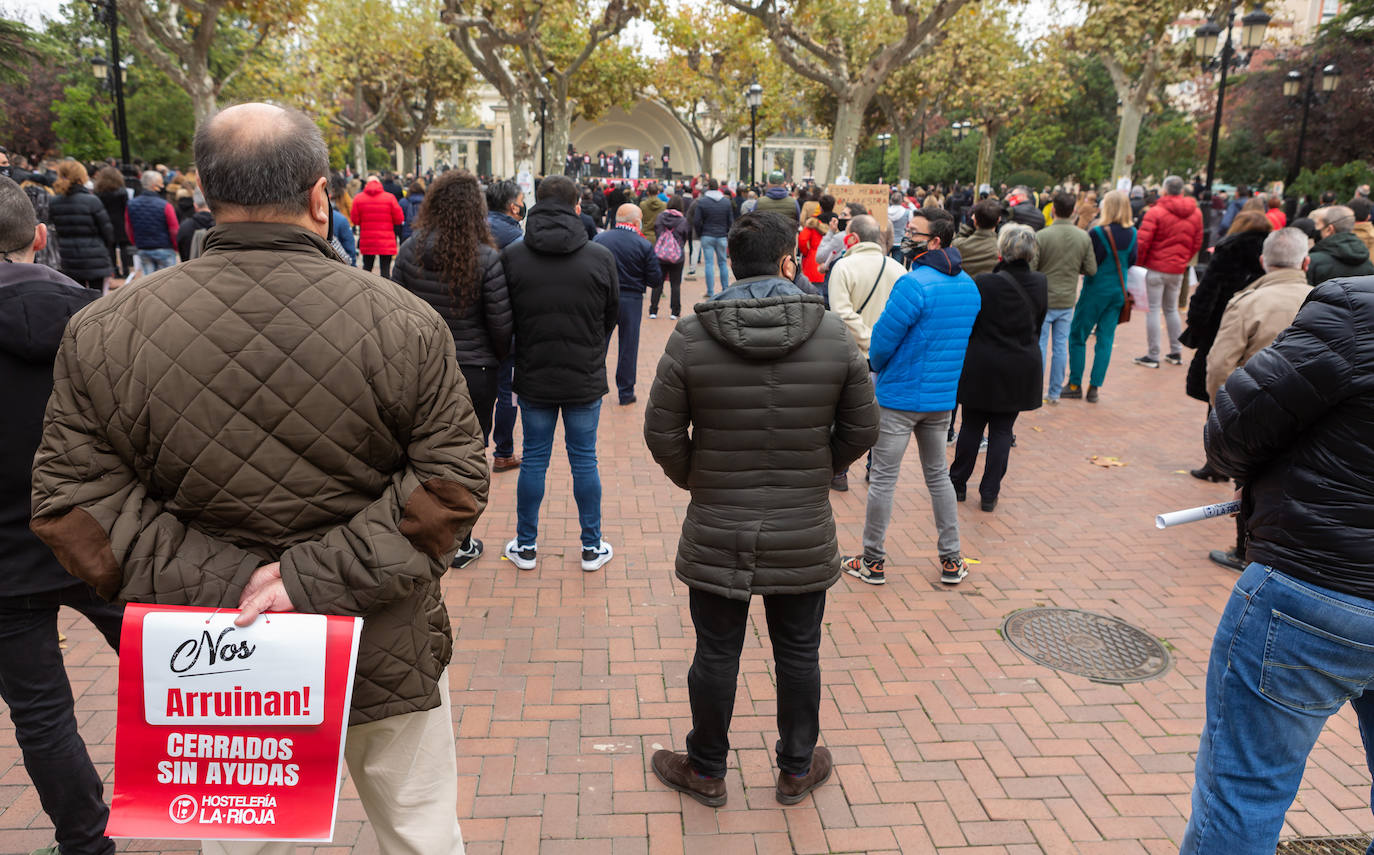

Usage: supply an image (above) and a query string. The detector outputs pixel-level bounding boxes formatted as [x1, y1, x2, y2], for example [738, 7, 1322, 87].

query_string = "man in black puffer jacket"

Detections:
[500, 175, 619, 574]
[0, 175, 121, 855]
[1180, 274, 1374, 855]
[643, 211, 878, 809]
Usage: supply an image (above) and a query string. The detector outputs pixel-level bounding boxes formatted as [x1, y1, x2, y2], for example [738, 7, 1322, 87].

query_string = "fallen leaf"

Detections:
[1090, 455, 1128, 468]
[965, 558, 982, 565]
[1032, 426, 1044, 433]
[1173, 470, 1189, 474]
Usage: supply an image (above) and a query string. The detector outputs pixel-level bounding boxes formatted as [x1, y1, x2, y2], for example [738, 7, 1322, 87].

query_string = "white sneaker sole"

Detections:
[581, 541, 613, 572]
[503, 539, 537, 571]
[845, 567, 885, 585]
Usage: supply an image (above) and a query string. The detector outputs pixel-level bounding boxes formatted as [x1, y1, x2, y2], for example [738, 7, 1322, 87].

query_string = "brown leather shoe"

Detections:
[492, 456, 520, 472]
[651, 749, 726, 807]
[776, 746, 833, 805]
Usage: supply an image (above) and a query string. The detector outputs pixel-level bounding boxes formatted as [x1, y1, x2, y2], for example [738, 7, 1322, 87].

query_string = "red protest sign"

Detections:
[107, 604, 361, 842]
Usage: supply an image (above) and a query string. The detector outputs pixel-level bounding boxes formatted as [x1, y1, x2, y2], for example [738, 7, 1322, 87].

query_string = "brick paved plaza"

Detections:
[2, 274, 1370, 854]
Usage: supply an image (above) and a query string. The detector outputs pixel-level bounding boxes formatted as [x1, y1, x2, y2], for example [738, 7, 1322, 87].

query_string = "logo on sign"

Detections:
[169, 794, 198, 824]
[142, 612, 327, 726]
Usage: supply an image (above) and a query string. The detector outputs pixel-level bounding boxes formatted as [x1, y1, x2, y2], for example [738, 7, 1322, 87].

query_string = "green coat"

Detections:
[640, 196, 667, 241]
[952, 228, 999, 277]
[1307, 232, 1374, 286]
[1035, 218, 1098, 309]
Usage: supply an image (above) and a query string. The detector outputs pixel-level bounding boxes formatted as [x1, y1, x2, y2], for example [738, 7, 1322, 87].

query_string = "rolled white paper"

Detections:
[1155, 500, 1241, 529]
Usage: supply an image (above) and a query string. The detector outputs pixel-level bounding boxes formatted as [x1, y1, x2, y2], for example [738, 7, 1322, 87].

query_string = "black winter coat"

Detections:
[644, 280, 879, 600]
[392, 233, 512, 369]
[1206, 275, 1374, 601]
[98, 189, 130, 246]
[0, 263, 99, 595]
[958, 261, 1049, 412]
[1180, 229, 1266, 402]
[502, 200, 618, 405]
[49, 187, 114, 281]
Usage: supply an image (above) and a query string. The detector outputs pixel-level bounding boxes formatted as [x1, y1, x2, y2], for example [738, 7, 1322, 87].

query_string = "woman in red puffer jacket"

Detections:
[350, 176, 404, 276]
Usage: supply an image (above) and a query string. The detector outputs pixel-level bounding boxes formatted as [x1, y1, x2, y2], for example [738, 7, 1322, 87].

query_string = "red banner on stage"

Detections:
[107, 604, 361, 842]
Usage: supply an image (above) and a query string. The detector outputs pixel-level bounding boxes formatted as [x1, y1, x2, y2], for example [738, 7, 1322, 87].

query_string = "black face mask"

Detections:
[0, 166, 10, 179]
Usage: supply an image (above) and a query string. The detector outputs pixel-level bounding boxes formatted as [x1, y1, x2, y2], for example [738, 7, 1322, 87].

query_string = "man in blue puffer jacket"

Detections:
[848, 207, 980, 587]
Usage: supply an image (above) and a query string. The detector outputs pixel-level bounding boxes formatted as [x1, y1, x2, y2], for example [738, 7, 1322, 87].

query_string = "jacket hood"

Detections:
[362, 181, 384, 196]
[1315, 231, 1372, 265]
[764, 186, 791, 200]
[0, 263, 95, 363]
[1158, 194, 1198, 219]
[696, 283, 826, 360]
[704, 190, 724, 201]
[912, 247, 964, 276]
[521, 201, 589, 255]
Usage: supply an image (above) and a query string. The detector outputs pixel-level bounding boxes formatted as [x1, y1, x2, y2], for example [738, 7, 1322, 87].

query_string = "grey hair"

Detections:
[1262, 228, 1309, 270]
[0, 175, 37, 255]
[997, 223, 1037, 263]
[193, 103, 329, 216]
[192, 189, 207, 208]
[1316, 205, 1356, 233]
[141, 170, 162, 189]
[1163, 175, 1185, 195]
[848, 214, 882, 245]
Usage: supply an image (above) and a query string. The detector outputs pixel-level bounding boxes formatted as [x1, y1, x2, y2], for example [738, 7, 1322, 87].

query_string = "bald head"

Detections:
[847, 214, 882, 245]
[615, 203, 642, 225]
[194, 102, 329, 218]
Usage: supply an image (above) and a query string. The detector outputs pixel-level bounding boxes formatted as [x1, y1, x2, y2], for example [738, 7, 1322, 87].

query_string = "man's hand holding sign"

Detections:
[235, 563, 291, 628]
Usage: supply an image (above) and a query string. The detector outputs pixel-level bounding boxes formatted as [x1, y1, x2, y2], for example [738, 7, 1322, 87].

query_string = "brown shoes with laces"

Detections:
[651, 750, 726, 807]
[775, 746, 833, 805]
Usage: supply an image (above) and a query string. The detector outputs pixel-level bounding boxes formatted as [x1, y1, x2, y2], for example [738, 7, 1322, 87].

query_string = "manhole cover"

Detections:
[1002, 607, 1171, 683]
[1276, 837, 1373, 854]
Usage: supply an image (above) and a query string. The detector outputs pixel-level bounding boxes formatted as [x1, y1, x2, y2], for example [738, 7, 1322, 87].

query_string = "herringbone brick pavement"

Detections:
[3, 272, 1369, 854]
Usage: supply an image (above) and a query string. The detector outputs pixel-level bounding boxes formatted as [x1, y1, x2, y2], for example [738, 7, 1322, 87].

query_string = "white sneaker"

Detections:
[670, 314, 679, 319]
[581, 540, 613, 572]
[503, 539, 537, 570]
[648, 313, 657, 319]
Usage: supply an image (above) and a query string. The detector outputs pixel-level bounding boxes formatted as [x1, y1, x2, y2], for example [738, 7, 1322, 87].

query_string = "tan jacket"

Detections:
[30, 223, 489, 725]
[827, 242, 905, 357]
[1205, 266, 1312, 404]
[1355, 221, 1374, 258]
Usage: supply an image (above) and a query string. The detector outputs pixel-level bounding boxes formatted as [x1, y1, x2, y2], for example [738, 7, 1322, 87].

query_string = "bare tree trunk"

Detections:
[827, 93, 871, 184]
[353, 132, 368, 178]
[700, 138, 715, 176]
[544, 100, 571, 177]
[1112, 98, 1146, 185]
[975, 126, 997, 192]
[508, 100, 534, 177]
[897, 133, 913, 186]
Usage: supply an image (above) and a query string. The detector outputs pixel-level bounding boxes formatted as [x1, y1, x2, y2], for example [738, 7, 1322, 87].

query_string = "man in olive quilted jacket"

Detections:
[31, 103, 487, 855]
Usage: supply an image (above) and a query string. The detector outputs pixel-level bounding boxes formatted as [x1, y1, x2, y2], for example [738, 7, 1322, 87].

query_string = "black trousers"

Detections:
[651, 261, 683, 317]
[685, 588, 825, 778]
[0, 584, 123, 855]
[949, 408, 1019, 502]
[362, 254, 393, 278]
[460, 363, 499, 446]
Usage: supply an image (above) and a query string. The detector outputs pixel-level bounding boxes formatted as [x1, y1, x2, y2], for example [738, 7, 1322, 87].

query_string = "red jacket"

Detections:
[798, 222, 827, 284]
[350, 181, 404, 256]
[1266, 208, 1287, 230]
[1136, 194, 1203, 275]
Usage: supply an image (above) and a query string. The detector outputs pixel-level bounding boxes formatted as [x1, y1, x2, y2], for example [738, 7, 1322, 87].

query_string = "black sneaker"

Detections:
[1165, 352, 1183, 365]
[940, 555, 969, 585]
[1190, 465, 1230, 483]
[1085, 386, 1099, 403]
[503, 539, 537, 570]
[1133, 355, 1160, 369]
[451, 537, 483, 569]
[1209, 548, 1245, 571]
[830, 472, 849, 492]
[581, 540, 614, 572]
[1061, 384, 1083, 399]
[842, 554, 885, 585]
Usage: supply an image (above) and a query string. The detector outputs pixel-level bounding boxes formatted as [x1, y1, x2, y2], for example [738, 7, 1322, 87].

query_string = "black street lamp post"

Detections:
[88, 0, 131, 167]
[1284, 60, 1340, 186]
[746, 82, 762, 187]
[1195, 3, 1270, 205]
[877, 133, 890, 184]
[538, 76, 548, 177]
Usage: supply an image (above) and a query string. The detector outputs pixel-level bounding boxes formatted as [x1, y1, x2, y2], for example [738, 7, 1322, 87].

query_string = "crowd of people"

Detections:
[3, 108, 1374, 855]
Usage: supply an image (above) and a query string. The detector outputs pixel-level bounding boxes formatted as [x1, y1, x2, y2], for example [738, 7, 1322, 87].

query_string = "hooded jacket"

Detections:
[1178, 229, 1266, 402]
[869, 248, 982, 413]
[487, 211, 523, 249]
[49, 186, 114, 281]
[502, 200, 619, 405]
[951, 227, 999, 277]
[1307, 231, 1374, 286]
[391, 232, 512, 368]
[640, 195, 667, 242]
[0, 263, 99, 596]
[643, 279, 878, 600]
[692, 190, 734, 238]
[176, 209, 216, 261]
[350, 180, 404, 256]
[29, 222, 490, 725]
[797, 217, 829, 284]
[1136, 194, 1204, 274]
[1206, 275, 1374, 602]
[754, 186, 800, 222]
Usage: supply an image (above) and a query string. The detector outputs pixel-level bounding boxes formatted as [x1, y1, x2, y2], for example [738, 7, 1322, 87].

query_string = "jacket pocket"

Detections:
[1260, 609, 1374, 713]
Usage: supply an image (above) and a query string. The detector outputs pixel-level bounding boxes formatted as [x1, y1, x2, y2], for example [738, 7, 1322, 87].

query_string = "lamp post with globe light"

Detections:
[1194, 3, 1270, 204]
[1283, 60, 1340, 187]
[746, 82, 763, 187]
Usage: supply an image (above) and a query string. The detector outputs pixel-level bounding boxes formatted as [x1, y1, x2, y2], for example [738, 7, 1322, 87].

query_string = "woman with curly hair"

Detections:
[49, 159, 114, 290]
[391, 170, 513, 568]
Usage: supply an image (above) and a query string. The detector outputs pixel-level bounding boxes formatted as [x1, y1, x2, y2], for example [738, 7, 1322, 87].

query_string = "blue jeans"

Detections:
[700, 235, 729, 297]
[516, 400, 603, 549]
[138, 247, 177, 274]
[1180, 564, 1374, 855]
[493, 354, 516, 458]
[1038, 307, 1074, 399]
[613, 292, 642, 401]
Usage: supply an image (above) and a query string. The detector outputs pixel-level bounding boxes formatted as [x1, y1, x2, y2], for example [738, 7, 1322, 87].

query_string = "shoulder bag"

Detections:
[1102, 226, 1131, 324]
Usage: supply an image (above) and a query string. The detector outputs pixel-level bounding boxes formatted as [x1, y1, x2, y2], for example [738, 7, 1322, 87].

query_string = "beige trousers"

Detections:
[203, 669, 463, 855]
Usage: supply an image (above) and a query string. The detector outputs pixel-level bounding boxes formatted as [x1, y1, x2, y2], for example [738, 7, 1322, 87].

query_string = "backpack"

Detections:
[653, 216, 683, 264]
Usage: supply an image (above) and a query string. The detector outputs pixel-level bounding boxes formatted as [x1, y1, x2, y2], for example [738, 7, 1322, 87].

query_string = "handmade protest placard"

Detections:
[824, 183, 891, 234]
[107, 604, 361, 842]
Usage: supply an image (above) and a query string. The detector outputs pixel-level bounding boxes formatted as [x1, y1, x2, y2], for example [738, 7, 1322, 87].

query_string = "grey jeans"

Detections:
[1145, 270, 1183, 360]
[863, 407, 961, 562]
